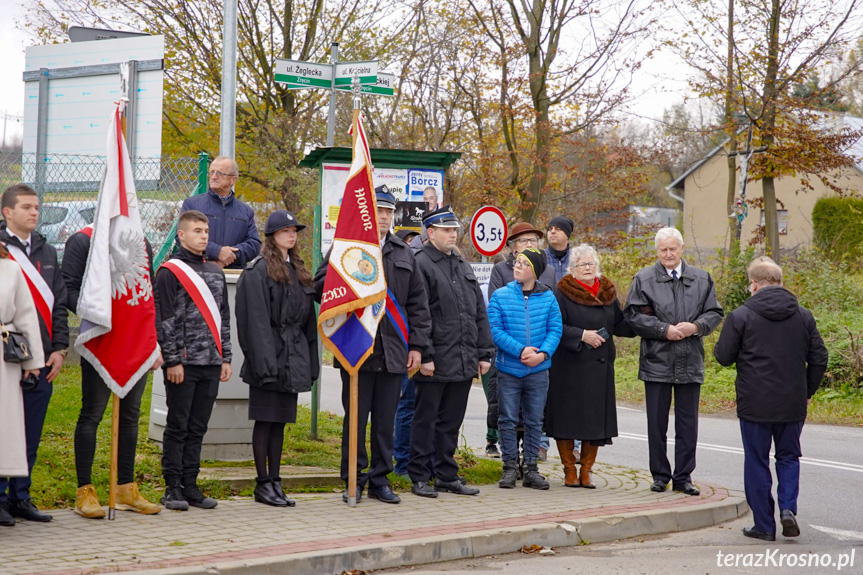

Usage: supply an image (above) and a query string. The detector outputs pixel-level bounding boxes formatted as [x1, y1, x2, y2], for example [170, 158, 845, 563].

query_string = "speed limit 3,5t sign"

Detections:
[470, 206, 508, 257]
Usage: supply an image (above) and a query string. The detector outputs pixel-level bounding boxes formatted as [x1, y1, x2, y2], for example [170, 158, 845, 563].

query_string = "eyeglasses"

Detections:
[209, 170, 238, 179]
[573, 262, 597, 269]
[514, 260, 531, 269]
[515, 237, 539, 246]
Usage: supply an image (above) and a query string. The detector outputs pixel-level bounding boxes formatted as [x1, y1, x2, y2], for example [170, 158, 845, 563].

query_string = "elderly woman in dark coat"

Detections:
[546, 244, 634, 488]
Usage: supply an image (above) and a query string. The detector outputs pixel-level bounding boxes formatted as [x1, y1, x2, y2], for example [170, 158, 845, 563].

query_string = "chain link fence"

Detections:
[0, 151, 204, 265]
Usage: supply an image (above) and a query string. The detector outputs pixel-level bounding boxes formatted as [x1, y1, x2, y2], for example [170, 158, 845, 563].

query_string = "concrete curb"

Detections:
[136, 496, 748, 575]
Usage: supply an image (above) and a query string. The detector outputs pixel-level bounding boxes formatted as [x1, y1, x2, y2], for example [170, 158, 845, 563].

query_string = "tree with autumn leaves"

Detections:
[674, 0, 863, 259]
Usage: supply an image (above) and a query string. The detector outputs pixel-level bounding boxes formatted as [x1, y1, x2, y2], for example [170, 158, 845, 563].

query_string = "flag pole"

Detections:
[347, 75, 361, 508]
[108, 99, 129, 521]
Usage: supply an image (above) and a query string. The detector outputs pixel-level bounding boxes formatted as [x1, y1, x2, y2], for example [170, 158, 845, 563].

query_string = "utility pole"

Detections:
[727, 124, 768, 244]
[220, 0, 238, 159]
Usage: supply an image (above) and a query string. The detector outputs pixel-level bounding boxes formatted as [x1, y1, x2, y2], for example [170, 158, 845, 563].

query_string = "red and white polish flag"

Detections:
[74, 102, 160, 397]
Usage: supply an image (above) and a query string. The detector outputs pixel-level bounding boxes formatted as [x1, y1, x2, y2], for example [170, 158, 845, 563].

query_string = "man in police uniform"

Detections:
[409, 206, 495, 498]
[315, 187, 431, 504]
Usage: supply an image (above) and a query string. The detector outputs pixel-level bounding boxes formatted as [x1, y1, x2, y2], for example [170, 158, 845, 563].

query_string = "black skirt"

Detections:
[248, 386, 298, 423]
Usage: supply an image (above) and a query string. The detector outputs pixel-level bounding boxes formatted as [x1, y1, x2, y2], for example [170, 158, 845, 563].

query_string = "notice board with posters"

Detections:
[301, 148, 460, 258]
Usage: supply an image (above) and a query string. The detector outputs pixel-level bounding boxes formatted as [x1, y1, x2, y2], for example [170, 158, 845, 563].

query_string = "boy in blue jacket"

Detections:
[487, 248, 562, 489]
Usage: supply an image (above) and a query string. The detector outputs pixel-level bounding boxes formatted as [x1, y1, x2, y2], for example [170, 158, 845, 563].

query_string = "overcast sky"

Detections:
[0, 0, 691, 146]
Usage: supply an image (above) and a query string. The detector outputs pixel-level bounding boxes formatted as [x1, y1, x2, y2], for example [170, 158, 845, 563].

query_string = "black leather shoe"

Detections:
[272, 478, 295, 507]
[673, 482, 700, 496]
[368, 485, 401, 504]
[342, 487, 363, 503]
[743, 526, 776, 541]
[255, 478, 288, 507]
[435, 479, 480, 496]
[650, 480, 668, 492]
[780, 509, 800, 537]
[0, 502, 14, 526]
[9, 499, 52, 522]
[411, 481, 438, 498]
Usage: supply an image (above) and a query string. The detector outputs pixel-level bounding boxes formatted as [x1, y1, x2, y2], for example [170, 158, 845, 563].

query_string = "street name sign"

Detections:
[335, 72, 394, 96]
[274, 59, 333, 89]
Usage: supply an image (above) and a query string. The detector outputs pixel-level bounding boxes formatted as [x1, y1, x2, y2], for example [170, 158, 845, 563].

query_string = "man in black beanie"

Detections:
[545, 215, 575, 285]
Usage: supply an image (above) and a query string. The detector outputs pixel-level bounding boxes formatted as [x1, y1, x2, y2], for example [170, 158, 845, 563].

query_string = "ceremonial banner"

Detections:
[74, 102, 160, 397]
[317, 115, 386, 374]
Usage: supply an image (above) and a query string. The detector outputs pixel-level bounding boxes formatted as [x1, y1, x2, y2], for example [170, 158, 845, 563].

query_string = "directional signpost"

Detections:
[274, 59, 333, 89]
[336, 72, 395, 97]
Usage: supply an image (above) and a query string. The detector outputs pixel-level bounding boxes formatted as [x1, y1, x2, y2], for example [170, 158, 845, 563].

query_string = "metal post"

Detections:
[326, 42, 339, 147]
[197, 151, 210, 194]
[220, 0, 238, 158]
[125, 60, 139, 158]
[35, 68, 49, 203]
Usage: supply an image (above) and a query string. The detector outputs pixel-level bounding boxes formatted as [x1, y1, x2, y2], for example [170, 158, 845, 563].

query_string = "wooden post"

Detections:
[346, 102, 362, 508]
[109, 104, 129, 520]
[108, 394, 120, 519]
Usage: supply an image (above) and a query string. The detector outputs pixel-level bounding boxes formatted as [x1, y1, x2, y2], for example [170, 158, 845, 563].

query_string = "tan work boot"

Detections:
[116, 482, 162, 514]
[75, 485, 105, 519]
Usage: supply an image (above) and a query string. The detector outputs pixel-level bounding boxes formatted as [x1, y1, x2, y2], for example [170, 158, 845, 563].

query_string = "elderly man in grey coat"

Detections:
[624, 228, 723, 496]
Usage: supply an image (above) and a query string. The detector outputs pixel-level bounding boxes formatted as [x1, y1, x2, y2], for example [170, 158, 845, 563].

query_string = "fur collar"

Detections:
[557, 274, 618, 306]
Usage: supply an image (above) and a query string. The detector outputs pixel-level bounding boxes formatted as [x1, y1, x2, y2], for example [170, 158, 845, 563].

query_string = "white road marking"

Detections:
[810, 525, 863, 541]
[616, 432, 863, 473]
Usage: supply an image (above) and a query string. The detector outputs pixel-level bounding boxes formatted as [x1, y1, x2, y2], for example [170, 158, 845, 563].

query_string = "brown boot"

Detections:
[116, 482, 162, 515]
[579, 444, 599, 489]
[556, 439, 579, 487]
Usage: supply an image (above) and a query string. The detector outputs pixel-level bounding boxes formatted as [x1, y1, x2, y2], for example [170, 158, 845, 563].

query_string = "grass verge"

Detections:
[30, 365, 498, 509]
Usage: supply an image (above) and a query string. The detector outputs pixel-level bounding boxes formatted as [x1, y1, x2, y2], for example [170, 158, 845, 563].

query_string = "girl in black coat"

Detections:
[236, 210, 318, 507]
[547, 244, 634, 488]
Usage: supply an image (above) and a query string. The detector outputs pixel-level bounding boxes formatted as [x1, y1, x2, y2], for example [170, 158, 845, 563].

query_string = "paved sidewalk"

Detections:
[1, 463, 747, 575]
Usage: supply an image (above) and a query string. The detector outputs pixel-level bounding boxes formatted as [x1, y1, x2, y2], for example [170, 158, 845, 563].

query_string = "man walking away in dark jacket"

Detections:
[624, 227, 723, 497]
[156, 210, 232, 511]
[314, 188, 432, 505]
[714, 256, 827, 542]
[179, 157, 260, 269]
[409, 206, 495, 499]
[0, 184, 68, 525]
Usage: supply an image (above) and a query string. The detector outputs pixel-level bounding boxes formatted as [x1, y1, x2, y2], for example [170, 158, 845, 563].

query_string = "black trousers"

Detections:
[162, 365, 220, 485]
[75, 359, 147, 487]
[0, 366, 52, 502]
[408, 380, 472, 483]
[339, 370, 401, 489]
[644, 381, 700, 486]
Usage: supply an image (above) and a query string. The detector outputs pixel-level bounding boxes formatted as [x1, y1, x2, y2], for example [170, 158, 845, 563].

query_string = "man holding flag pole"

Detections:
[317, 78, 429, 507]
[74, 99, 163, 519]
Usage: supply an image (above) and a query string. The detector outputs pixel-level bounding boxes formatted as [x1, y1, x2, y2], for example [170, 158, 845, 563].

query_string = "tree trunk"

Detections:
[761, 0, 782, 258]
[725, 0, 739, 252]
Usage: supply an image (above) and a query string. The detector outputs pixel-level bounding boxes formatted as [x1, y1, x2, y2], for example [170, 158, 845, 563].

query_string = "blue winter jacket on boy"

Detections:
[487, 280, 563, 377]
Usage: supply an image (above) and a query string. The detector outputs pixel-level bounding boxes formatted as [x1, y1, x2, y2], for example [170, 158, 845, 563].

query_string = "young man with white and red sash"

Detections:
[155, 210, 232, 511]
[62, 224, 162, 518]
[314, 187, 432, 504]
[0, 184, 68, 526]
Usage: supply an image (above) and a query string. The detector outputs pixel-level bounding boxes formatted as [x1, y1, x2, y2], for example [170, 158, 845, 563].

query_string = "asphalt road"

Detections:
[306, 366, 863, 567]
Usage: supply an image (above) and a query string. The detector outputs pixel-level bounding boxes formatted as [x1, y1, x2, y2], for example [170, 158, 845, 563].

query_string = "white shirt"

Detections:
[665, 263, 682, 278]
[10, 231, 32, 255]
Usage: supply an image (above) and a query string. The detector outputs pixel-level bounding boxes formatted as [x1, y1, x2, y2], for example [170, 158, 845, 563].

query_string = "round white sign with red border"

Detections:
[470, 206, 508, 257]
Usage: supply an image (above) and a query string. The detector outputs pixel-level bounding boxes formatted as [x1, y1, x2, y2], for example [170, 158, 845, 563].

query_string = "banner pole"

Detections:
[109, 101, 129, 521]
[347, 93, 362, 507]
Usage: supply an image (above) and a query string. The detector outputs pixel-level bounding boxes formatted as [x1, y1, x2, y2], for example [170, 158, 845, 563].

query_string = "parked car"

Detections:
[38, 200, 97, 261]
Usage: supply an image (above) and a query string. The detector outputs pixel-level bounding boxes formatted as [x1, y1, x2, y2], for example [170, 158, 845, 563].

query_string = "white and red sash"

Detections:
[3, 242, 54, 338]
[159, 260, 223, 357]
[79, 224, 94, 238]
